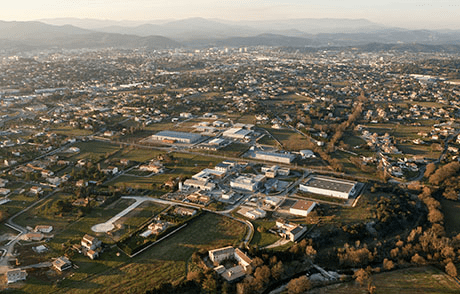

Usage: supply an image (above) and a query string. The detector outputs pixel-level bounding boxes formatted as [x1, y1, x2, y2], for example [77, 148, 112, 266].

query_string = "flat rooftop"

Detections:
[302, 176, 357, 193]
[153, 130, 202, 141]
[254, 151, 296, 159]
[291, 200, 316, 211]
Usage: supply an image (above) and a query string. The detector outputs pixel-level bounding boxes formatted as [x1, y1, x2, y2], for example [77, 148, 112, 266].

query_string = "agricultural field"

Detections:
[109, 147, 164, 163]
[15, 212, 245, 294]
[261, 127, 312, 151]
[50, 125, 94, 137]
[63, 141, 121, 162]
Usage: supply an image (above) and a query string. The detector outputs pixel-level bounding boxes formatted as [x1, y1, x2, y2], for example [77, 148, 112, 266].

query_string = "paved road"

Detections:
[90, 195, 255, 247]
[0, 189, 60, 274]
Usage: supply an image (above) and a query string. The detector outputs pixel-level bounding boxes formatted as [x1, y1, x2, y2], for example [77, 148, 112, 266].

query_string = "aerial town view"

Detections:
[2, 1, 460, 294]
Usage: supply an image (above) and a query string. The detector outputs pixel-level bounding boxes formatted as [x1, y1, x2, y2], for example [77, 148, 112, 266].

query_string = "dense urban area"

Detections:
[1, 45, 460, 294]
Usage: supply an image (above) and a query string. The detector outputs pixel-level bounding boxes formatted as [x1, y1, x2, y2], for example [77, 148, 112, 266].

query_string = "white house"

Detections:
[53, 256, 72, 271]
[81, 234, 102, 251]
[34, 225, 53, 233]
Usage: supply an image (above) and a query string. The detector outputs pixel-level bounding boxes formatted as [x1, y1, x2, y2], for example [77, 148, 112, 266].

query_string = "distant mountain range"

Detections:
[1, 17, 460, 53]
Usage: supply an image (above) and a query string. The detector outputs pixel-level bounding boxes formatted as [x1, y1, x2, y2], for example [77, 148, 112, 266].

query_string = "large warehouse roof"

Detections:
[152, 130, 202, 142]
[303, 176, 356, 193]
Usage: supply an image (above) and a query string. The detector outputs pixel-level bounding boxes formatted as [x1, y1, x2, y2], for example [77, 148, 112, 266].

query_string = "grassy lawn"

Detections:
[50, 125, 94, 137]
[195, 142, 249, 158]
[111, 201, 168, 242]
[110, 147, 164, 163]
[235, 114, 257, 124]
[12, 196, 145, 249]
[250, 219, 280, 247]
[0, 192, 38, 221]
[19, 212, 245, 294]
[361, 123, 397, 133]
[257, 133, 278, 146]
[143, 122, 176, 133]
[342, 132, 366, 147]
[329, 150, 381, 180]
[165, 152, 224, 175]
[393, 124, 432, 140]
[317, 266, 460, 294]
[68, 141, 121, 161]
[0, 222, 17, 235]
[106, 174, 166, 192]
[397, 143, 441, 160]
[261, 127, 312, 151]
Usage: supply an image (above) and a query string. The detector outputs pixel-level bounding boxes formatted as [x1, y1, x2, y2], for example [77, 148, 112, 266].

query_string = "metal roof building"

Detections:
[253, 151, 296, 164]
[299, 176, 358, 199]
[151, 130, 202, 144]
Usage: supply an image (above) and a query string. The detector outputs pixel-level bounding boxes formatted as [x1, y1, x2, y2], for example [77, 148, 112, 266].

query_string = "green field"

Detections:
[50, 125, 94, 137]
[315, 266, 460, 294]
[106, 174, 165, 192]
[13, 196, 152, 247]
[250, 219, 280, 247]
[110, 147, 164, 163]
[397, 143, 441, 160]
[261, 127, 312, 151]
[341, 132, 366, 148]
[67, 141, 121, 161]
[0, 192, 38, 224]
[257, 133, 278, 146]
[195, 142, 249, 158]
[17, 212, 246, 294]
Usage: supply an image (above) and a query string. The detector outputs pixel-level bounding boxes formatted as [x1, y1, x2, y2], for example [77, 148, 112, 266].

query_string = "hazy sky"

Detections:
[1, 0, 460, 30]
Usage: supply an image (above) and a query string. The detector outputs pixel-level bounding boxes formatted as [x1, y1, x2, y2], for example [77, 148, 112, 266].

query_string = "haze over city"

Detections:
[2, 0, 460, 30]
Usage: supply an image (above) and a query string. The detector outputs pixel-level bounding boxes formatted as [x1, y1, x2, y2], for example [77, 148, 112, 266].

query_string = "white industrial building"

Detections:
[243, 208, 267, 220]
[183, 178, 216, 191]
[150, 130, 202, 144]
[253, 151, 296, 164]
[300, 150, 316, 158]
[209, 246, 236, 263]
[192, 168, 226, 181]
[215, 161, 237, 172]
[275, 220, 307, 242]
[223, 128, 253, 140]
[299, 176, 358, 199]
[289, 200, 316, 217]
[261, 165, 290, 178]
[230, 174, 265, 191]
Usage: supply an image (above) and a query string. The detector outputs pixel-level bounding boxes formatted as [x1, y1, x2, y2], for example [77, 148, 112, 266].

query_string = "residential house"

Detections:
[276, 220, 307, 242]
[0, 188, 10, 196]
[34, 225, 53, 233]
[0, 178, 8, 188]
[53, 256, 72, 271]
[174, 206, 197, 216]
[30, 186, 42, 195]
[24, 232, 45, 241]
[81, 234, 102, 251]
